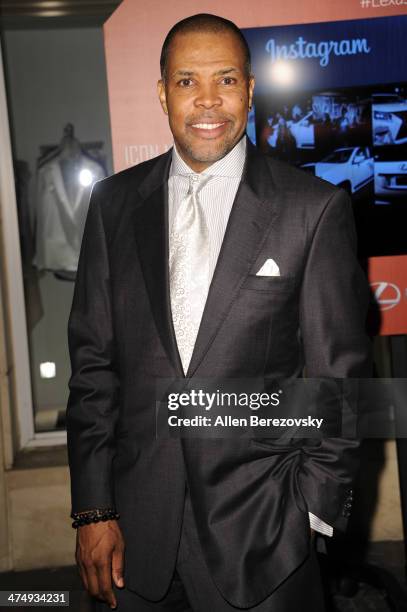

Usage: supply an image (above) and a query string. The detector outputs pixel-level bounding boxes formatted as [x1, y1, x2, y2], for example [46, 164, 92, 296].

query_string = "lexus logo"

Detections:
[400, 163, 407, 171]
[371, 282, 401, 311]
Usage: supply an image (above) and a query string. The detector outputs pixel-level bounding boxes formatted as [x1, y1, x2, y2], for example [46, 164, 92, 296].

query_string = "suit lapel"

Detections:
[133, 150, 185, 377]
[132, 141, 279, 379]
[186, 141, 278, 377]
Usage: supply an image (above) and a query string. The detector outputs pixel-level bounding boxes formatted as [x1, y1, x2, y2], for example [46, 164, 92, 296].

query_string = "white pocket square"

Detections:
[256, 259, 280, 277]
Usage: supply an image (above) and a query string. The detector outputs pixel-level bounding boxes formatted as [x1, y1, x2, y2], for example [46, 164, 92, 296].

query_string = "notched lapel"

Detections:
[133, 151, 184, 377]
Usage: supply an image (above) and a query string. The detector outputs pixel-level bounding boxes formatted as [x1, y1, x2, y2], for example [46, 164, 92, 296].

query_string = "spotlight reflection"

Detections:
[270, 61, 295, 86]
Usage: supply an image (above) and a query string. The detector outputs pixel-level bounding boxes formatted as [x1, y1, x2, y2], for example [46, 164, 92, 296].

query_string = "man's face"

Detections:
[157, 30, 255, 172]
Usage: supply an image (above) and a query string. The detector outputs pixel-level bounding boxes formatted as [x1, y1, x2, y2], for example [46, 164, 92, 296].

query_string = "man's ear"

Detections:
[248, 75, 255, 110]
[157, 79, 168, 115]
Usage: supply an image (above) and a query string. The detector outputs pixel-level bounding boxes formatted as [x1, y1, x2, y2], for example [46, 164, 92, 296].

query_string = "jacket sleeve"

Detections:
[298, 187, 372, 532]
[66, 181, 120, 514]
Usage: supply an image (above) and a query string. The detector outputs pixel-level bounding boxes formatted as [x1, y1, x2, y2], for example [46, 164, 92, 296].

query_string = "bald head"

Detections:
[160, 13, 252, 82]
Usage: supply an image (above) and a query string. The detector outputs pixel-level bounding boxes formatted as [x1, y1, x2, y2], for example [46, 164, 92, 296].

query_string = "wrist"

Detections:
[71, 507, 120, 529]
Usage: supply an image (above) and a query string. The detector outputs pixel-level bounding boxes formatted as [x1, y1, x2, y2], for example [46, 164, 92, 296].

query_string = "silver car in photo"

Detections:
[375, 159, 407, 203]
[302, 147, 374, 194]
[373, 100, 407, 146]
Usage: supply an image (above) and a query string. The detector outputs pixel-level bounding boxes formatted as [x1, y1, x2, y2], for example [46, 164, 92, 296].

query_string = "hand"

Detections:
[75, 519, 125, 609]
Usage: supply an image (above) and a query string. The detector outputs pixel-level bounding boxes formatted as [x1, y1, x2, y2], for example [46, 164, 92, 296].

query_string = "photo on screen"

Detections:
[244, 16, 407, 256]
[254, 86, 374, 201]
[372, 84, 407, 205]
[372, 85, 407, 147]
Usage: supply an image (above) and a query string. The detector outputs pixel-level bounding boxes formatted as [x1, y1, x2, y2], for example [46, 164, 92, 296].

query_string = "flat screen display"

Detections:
[244, 16, 407, 257]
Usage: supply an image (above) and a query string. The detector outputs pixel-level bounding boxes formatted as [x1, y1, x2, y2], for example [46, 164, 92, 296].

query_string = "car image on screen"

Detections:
[302, 147, 374, 194]
[374, 145, 407, 204]
[373, 101, 407, 146]
[375, 161, 407, 202]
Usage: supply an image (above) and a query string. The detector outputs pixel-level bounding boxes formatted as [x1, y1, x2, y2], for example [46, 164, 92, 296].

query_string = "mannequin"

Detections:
[33, 124, 106, 278]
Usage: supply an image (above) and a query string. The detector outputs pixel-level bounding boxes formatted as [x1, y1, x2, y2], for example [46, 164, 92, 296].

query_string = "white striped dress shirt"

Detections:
[168, 136, 246, 281]
[167, 136, 333, 538]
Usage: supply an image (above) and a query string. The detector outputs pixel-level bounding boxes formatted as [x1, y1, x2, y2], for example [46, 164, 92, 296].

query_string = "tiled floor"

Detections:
[0, 542, 406, 611]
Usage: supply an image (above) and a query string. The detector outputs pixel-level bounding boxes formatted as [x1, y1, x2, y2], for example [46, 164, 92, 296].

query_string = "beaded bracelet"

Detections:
[71, 508, 120, 529]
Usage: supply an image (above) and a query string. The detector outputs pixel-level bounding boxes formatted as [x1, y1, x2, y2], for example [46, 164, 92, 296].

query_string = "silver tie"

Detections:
[169, 174, 211, 374]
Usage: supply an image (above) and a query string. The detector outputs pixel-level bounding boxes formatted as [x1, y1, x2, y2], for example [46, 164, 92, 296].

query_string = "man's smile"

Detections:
[191, 122, 226, 130]
[189, 120, 230, 139]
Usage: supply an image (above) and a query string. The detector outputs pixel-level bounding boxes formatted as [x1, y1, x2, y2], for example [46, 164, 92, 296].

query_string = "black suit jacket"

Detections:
[66, 139, 372, 608]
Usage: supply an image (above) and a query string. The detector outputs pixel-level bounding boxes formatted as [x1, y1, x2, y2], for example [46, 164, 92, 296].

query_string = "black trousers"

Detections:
[94, 486, 325, 611]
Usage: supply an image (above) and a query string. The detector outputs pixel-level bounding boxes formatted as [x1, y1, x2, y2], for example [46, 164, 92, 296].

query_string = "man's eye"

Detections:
[178, 78, 193, 87]
[221, 77, 236, 85]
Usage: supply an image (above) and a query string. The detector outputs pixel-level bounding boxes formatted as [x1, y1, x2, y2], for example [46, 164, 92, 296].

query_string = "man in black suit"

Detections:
[66, 13, 371, 611]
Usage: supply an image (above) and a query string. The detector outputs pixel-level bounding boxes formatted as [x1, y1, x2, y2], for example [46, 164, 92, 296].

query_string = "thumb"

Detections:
[112, 547, 125, 588]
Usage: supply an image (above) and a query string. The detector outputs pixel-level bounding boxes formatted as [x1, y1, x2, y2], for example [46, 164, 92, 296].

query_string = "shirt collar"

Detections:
[169, 135, 247, 180]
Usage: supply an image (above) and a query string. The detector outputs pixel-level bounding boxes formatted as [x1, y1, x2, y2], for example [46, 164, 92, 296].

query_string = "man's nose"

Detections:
[194, 83, 222, 108]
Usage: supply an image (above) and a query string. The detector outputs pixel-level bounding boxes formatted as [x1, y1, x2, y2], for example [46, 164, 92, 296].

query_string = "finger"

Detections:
[77, 561, 89, 591]
[112, 546, 125, 588]
[76, 537, 90, 593]
[95, 560, 117, 609]
[84, 562, 100, 600]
